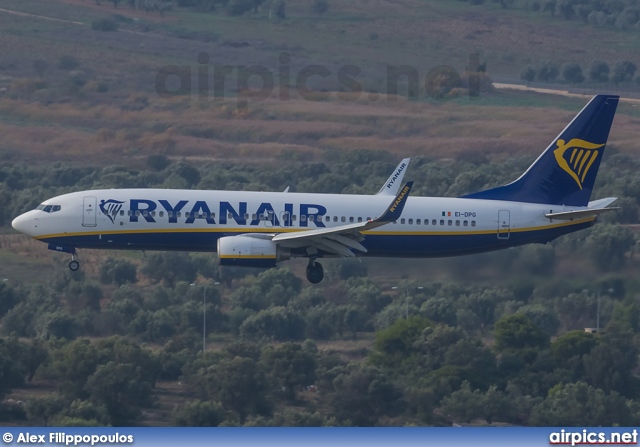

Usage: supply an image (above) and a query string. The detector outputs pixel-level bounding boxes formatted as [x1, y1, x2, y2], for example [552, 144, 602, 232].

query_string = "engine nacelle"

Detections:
[217, 236, 290, 268]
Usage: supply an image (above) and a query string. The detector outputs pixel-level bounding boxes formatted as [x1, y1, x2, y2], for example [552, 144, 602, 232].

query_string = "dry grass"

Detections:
[2, 90, 639, 167]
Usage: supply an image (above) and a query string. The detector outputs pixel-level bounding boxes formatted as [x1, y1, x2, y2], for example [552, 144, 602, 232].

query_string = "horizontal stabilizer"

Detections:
[545, 208, 619, 220]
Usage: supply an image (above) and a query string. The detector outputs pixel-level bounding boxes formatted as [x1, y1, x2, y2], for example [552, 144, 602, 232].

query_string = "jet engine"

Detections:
[217, 236, 290, 268]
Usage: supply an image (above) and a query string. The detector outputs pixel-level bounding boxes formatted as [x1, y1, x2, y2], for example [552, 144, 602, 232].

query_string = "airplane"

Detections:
[12, 95, 620, 284]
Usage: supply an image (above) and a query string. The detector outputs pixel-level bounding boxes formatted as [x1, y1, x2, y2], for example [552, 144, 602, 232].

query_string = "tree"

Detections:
[47, 339, 101, 400]
[494, 313, 549, 362]
[99, 257, 137, 285]
[589, 60, 610, 82]
[561, 62, 584, 83]
[33, 60, 48, 78]
[583, 332, 639, 398]
[227, 0, 252, 15]
[530, 382, 634, 426]
[146, 154, 171, 171]
[240, 306, 306, 341]
[261, 343, 316, 401]
[141, 252, 198, 286]
[85, 361, 153, 425]
[24, 395, 66, 427]
[330, 365, 402, 426]
[612, 60, 637, 85]
[310, 0, 328, 16]
[520, 65, 536, 82]
[91, 18, 118, 31]
[584, 224, 636, 271]
[250, 0, 264, 12]
[272, 0, 286, 18]
[535, 60, 559, 82]
[202, 356, 270, 423]
[58, 55, 79, 70]
[441, 381, 513, 424]
[0, 344, 24, 398]
[370, 316, 431, 368]
[173, 400, 225, 426]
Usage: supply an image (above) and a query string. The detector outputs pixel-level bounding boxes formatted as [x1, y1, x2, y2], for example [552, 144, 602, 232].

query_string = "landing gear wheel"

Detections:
[306, 260, 324, 284]
[68, 260, 80, 271]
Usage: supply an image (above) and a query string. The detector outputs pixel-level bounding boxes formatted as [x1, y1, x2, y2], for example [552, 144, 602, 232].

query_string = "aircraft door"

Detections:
[497, 210, 510, 239]
[82, 196, 97, 227]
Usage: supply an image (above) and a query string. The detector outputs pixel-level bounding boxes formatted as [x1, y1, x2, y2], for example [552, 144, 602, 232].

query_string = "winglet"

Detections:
[376, 158, 411, 195]
[375, 181, 413, 223]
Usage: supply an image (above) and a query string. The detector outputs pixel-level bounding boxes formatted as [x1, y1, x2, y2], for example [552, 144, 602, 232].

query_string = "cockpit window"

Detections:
[36, 204, 61, 213]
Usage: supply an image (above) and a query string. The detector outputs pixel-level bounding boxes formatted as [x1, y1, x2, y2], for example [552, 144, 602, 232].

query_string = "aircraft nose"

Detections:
[12, 212, 35, 236]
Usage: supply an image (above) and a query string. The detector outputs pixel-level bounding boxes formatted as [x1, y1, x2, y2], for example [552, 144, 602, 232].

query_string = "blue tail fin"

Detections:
[462, 95, 619, 207]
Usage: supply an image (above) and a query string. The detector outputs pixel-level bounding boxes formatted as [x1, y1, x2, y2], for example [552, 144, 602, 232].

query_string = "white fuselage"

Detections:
[11, 188, 595, 258]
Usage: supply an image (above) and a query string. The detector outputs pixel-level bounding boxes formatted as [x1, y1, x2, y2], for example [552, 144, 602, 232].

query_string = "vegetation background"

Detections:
[1, 0, 640, 427]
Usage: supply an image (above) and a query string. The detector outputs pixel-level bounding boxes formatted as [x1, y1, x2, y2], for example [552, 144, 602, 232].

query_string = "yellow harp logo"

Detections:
[553, 139, 604, 190]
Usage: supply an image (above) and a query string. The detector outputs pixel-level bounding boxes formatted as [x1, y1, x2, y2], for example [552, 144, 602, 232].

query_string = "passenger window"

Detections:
[325, 216, 330, 222]
[440, 219, 444, 225]
[341, 216, 346, 222]
[121, 210, 126, 216]
[301, 215, 307, 222]
[292, 215, 297, 221]
[401, 218, 405, 224]
[416, 219, 421, 225]
[244, 213, 249, 220]
[471, 221, 476, 227]
[408, 218, 413, 224]
[432, 219, 437, 225]
[448, 220, 452, 226]
[135, 210, 141, 216]
[333, 216, 338, 222]
[463, 220, 468, 226]
[167, 211, 173, 217]
[177, 212, 181, 217]
[152, 211, 157, 217]
[348, 217, 353, 223]
[455, 220, 460, 226]
[367, 217, 371, 221]
[228, 213, 233, 219]
[358, 217, 363, 222]
[309, 215, 315, 222]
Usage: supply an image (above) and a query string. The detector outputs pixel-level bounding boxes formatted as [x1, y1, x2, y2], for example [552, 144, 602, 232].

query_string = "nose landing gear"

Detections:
[306, 259, 324, 284]
[69, 259, 80, 271]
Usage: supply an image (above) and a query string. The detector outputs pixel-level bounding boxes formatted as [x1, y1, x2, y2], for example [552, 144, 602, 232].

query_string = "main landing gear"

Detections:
[306, 259, 324, 284]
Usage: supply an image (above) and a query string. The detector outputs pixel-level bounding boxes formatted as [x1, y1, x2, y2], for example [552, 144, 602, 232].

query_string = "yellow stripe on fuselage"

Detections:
[34, 217, 595, 240]
[218, 254, 276, 259]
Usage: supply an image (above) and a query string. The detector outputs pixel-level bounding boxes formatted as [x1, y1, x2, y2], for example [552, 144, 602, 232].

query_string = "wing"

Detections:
[376, 158, 410, 196]
[272, 182, 414, 257]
